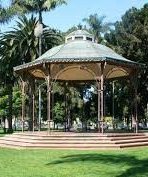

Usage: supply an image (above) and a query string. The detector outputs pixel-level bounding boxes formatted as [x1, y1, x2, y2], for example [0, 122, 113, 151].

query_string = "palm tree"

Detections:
[11, 0, 67, 24]
[2, 15, 62, 62]
[83, 13, 113, 43]
[0, 15, 62, 132]
[0, 1, 16, 24]
[0, 32, 19, 132]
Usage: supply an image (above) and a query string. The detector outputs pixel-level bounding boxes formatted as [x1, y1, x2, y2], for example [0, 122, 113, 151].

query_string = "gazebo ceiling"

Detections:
[14, 29, 141, 81]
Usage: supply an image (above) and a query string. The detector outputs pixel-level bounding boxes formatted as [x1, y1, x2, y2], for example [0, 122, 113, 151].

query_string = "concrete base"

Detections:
[0, 132, 148, 149]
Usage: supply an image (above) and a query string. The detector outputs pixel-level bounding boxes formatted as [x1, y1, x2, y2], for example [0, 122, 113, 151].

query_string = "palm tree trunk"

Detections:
[39, 10, 42, 24]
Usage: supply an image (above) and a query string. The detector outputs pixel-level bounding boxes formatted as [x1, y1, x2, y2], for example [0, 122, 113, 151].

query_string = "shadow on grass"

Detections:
[47, 153, 148, 177]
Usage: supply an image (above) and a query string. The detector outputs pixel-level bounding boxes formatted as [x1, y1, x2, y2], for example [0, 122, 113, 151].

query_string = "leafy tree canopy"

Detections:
[105, 3, 148, 120]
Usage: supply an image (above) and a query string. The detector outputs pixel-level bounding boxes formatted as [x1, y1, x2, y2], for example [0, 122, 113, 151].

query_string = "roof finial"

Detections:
[78, 24, 82, 30]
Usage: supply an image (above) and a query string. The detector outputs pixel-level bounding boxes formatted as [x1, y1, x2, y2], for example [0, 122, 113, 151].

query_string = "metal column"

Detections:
[46, 73, 51, 134]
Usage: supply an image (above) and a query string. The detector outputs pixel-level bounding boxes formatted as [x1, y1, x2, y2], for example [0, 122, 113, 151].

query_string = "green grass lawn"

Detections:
[0, 147, 148, 177]
[0, 129, 4, 137]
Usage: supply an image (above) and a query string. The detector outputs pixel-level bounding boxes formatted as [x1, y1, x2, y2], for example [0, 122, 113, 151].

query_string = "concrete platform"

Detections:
[0, 132, 148, 149]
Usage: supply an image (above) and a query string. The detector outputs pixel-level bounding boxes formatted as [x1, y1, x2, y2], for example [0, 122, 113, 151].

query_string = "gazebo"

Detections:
[14, 29, 141, 133]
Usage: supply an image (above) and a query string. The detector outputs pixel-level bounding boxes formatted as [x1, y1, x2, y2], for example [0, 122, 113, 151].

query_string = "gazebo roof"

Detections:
[34, 40, 136, 64]
[14, 29, 144, 82]
[14, 29, 141, 72]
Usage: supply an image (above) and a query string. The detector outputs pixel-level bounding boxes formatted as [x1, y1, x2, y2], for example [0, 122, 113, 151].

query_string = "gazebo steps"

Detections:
[110, 136, 148, 140]
[0, 137, 116, 144]
[7, 134, 110, 140]
[1, 136, 148, 144]
[0, 140, 119, 149]
[5, 133, 148, 142]
[12, 132, 145, 137]
[8, 134, 148, 141]
[0, 132, 148, 149]
[119, 142, 148, 148]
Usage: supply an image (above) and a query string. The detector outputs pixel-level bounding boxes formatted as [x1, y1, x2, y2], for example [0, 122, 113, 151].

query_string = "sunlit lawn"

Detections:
[0, 147, 148, 177]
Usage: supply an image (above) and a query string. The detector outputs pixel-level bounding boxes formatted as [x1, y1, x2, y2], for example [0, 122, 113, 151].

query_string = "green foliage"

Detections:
[11, 0, 67, 23]
[53, 102, 65, 124]
[0, 1, 16, 24]
[12, 86, 22, 118]
[83, 13, 113, 43]
[0, 86, 22, 119]
[105, 4, 148, 120]
[12, 0, 67, 12]
[0, 93, 8, 118]
[0, 15, 62, 63]
[0, 15, 63, 130]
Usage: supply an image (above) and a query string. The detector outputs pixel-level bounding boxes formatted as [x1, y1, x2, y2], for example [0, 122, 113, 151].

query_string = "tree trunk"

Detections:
[39, 10, 42, 24]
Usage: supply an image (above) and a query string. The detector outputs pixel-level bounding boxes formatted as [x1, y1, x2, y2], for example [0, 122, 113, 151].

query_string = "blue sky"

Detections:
[1, 0, 148, 32]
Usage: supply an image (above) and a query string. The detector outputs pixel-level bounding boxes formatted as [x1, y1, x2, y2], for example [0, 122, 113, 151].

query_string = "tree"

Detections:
[0, 1, 16, 24]
[105, 4, 148, 124]
[83, 13, 113, 43]
[0, 85, 22, 132]
[53, 102, 65, 128]
[11, 0, 67, 23]
[0, 15, 63, 132]
[1, 15, 62, 62]
[0, 87, 9, 122]
[0, 29, 20, 132]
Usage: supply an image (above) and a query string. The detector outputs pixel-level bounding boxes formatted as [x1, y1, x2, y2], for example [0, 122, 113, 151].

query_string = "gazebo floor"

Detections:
[0, 132, 148, 149]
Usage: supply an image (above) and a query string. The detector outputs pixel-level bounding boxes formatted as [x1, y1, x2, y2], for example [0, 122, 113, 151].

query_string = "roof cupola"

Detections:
[65, 29, 94, 43]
